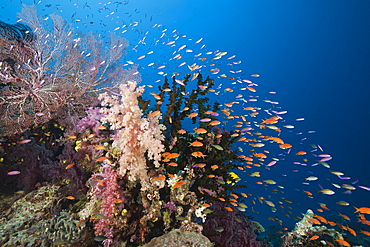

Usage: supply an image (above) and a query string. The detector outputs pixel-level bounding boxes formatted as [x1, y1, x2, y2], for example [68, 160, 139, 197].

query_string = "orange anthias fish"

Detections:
[166, 153, 180, 159]
[358, 219, 370, 226]
[361, 230, 370, 236]
[209, 120, 221, 126]
[309, 235, 319, 240]
[262, 116, 279, 125]
[279, 143, 292, 149]
[191, 151, 207, 158]
[177, 129, 186, 134]
[355, 207, 370, 214]
[339, 213, 350, 221]
[149, 110, 161, 118]
[94, 145, 105, 150]
[155, 175, 166, 180]
[65, 163, 75, 169]
[172, 180, 186, 188]
[246, 86, 256, 92]
[115, 199, 123, 203]
[346, 226, 357, 236]
[315, 215, 328, 224]
[96, 156, 108, 162]
[189, 141, 203, 147]
[334, 239, 351, 247]
[320, 204, 330, 211]
[195, 128, 207, 134]
[307, 218, 321, 225]
[76, 219, 83, 229]
[96, 179, 105, 187]
[187, 112, 199, 118]
[303, 190, 313, 196]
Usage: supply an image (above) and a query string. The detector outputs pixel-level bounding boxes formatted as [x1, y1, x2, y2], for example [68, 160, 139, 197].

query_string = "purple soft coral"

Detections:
[77, 107, 104, 135]
[203, 202, 265, 247]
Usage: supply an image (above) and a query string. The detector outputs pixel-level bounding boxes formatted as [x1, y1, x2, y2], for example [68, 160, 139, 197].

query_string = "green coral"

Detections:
[42, 210, 86, 244]
[0, 185, 60, 246]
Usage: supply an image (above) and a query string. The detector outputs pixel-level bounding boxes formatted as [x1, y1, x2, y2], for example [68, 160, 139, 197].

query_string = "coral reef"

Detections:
[0, 5, 139, 136]
[203, 202, 265, 247]
[140, 229, 213, 247]
[251, 221, 266, 233]
[1, 3, 370, 247]
[0, 5, 271, 247]
[0, 185, 59, 246]
[281, 209, 344, 246]
[99, 80, 166, 189]
[42, 210, 86, 244]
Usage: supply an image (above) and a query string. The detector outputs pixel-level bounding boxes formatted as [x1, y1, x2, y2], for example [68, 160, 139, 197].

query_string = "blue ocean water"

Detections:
[1, 0, 370, 244]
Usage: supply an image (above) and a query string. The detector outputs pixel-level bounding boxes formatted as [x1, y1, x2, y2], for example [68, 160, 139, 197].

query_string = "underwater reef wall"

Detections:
[1, 3, 370, 247]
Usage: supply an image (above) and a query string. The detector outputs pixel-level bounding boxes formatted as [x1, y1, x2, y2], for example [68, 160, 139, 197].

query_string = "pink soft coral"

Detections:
[91, 165, 121, 247]
[98, 80, 165, 190]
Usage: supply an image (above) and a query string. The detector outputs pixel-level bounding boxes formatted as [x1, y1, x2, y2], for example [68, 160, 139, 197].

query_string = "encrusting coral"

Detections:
[140, 229, 213, 247]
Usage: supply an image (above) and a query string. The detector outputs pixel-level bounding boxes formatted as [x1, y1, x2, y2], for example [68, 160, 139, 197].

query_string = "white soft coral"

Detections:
[99, 80, 165, 190]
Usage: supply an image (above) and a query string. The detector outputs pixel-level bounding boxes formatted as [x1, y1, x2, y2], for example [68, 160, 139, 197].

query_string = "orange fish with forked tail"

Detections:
[166, 153, 180, 159]
[354, 207, 370, 214]
[191, 151, 207, 158]
[172, 180, 186, 188]
[96, 156, 108, 162]
[334, 239, 350, 247]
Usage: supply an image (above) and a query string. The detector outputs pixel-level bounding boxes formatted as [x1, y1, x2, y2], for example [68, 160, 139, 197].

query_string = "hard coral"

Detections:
[140, 229, 213, 247]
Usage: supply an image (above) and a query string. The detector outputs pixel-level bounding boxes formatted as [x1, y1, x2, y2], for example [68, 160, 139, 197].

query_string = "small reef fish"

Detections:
[7, 171, 20, 175]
